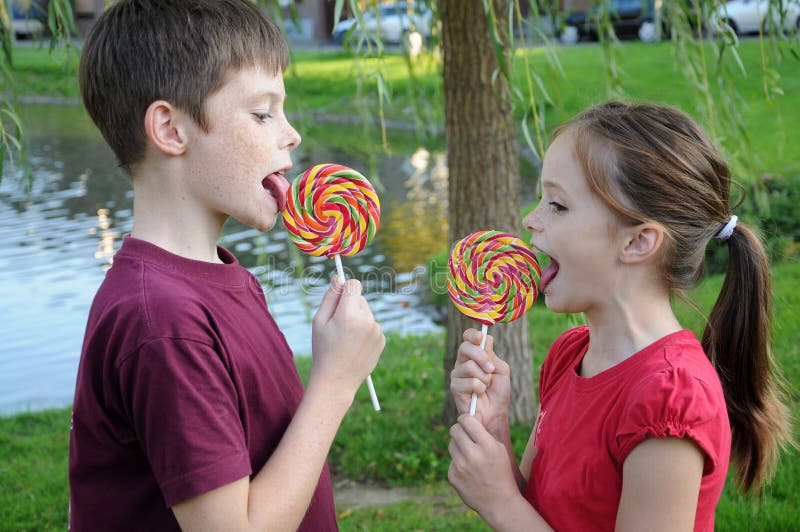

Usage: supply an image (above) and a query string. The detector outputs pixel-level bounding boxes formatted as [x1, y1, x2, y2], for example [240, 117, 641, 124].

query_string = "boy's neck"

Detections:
[130, 168, 226, 264]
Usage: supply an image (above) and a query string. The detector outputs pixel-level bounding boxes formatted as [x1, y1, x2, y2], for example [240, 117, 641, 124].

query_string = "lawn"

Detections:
[2, 260, 798, 530]
[5, 37, 799, 176]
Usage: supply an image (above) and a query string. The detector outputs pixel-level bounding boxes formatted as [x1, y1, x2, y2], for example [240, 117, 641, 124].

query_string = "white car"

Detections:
[332, 2, 432, 45]
[711, 0, 800, 35]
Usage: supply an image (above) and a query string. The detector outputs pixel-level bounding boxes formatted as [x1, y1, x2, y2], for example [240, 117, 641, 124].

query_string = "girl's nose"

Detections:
[523, 206, 542, 233]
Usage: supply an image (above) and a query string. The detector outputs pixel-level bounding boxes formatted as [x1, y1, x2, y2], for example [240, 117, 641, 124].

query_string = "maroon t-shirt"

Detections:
[69, 236, 337, 531]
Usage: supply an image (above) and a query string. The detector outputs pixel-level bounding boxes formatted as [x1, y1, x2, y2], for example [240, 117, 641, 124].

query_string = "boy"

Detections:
[69, 1, 385, 530]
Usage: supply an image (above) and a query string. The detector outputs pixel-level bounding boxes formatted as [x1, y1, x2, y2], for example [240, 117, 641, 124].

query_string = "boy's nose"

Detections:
[283, 121, 301, 150]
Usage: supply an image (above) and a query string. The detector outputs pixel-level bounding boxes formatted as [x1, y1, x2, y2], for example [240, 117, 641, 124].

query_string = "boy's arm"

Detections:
[172, 382, 352, 531]
[172, 278, 384, 531]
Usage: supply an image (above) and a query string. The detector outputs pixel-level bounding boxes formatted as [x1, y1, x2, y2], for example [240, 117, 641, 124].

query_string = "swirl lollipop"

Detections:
[447, 230, 540, 415]
[283, 163, 382, 410]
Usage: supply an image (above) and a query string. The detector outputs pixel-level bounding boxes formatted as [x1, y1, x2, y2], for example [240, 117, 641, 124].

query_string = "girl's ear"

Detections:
[620, 222, 664, 264]
[143, 100, 187, 156]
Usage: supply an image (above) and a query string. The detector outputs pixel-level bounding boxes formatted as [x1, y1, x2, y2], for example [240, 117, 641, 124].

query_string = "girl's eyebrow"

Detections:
[541, 180, 567, 194]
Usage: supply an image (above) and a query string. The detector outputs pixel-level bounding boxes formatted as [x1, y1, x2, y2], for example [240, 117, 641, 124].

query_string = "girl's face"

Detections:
[523, 132, 626, 315]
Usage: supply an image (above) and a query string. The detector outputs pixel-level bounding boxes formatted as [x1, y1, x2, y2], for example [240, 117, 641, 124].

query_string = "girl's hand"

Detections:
[448, 414, 519, 517]
[450, 328, 511, 435]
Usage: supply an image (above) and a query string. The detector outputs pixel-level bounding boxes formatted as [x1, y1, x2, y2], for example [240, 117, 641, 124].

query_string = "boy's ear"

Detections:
[143, 100, 187, 156]
[620, 222, 663, 264]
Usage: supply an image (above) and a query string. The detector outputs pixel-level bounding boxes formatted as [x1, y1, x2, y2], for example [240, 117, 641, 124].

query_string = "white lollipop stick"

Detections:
[335, 254, 381, 411]
[469, 322, 489, 416]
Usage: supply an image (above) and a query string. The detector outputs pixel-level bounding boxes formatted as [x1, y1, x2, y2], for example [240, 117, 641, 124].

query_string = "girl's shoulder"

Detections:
[538, 326, 590, 398]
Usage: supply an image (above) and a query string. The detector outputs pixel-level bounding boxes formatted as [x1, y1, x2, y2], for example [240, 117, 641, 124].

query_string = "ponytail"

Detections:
[702, 222, 794, 492]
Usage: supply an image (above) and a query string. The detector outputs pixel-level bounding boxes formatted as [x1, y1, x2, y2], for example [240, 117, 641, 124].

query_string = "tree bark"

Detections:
[440, 0, 537, 426]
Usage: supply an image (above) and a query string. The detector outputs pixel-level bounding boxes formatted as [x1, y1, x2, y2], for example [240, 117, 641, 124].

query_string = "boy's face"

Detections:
[185, 67, 301, 232]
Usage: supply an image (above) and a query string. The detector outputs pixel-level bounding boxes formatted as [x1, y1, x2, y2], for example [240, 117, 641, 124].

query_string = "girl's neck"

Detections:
[581, 292, 682, 378]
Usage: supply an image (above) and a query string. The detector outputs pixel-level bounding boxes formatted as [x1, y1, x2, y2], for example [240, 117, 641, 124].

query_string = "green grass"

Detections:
[5, 38, 799, 176]
[5, 261, 796, 529]
[0, 409, 70, 530]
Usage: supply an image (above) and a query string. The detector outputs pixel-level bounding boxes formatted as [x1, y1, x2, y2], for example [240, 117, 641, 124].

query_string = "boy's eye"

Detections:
[549, 201, 567, 214]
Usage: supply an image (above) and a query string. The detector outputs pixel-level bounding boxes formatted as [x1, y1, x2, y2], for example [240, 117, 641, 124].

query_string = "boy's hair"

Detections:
[79, 0, 289, 173]
[556, 101, 794, 493]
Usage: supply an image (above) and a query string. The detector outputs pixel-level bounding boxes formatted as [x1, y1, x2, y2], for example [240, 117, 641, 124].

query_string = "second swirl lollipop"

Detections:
[447, 230, 541, 415]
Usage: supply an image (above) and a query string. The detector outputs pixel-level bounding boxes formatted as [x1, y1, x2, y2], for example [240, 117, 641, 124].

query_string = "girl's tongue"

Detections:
[262, 173, 290, 212]
[540, 258, 560, 291]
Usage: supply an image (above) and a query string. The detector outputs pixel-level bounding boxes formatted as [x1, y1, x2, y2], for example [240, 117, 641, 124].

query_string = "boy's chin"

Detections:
[236, 212, 278, 233]
[255, 218, 278, 233]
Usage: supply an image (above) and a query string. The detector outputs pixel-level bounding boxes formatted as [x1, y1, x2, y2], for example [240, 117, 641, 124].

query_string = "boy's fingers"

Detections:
[314, 276, 344, 324]
[335, 279, 363, 314]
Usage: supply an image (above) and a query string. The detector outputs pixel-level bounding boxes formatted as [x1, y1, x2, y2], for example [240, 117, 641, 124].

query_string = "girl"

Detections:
[447, 101, 793, 531]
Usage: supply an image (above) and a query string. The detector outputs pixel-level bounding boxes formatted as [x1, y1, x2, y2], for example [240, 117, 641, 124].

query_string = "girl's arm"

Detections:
[449, 414, 553, 532]
[615, 437, 704, 532]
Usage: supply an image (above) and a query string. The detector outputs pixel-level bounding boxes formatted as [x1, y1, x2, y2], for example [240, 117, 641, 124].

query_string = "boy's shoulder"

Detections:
[87, 237, 253, 344]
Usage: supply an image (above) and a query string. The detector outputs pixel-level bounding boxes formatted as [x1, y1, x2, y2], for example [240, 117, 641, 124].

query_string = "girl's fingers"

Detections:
[457, 341, 496, 373]
[450, 375, 487, 397]
[451, 358, 490, 382]
[458, 414, 494, 447]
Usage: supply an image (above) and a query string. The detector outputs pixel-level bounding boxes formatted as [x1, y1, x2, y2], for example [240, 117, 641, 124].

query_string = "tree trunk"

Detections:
[440, 0, 537, 426]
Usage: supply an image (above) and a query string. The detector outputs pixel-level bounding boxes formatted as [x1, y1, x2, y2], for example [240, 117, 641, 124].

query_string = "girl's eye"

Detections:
[252, 112, 272, 123]
[549, 201, 567, 214]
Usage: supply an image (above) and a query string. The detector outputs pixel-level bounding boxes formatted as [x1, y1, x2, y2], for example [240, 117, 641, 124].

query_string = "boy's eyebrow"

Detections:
[247, 90, 285, 105]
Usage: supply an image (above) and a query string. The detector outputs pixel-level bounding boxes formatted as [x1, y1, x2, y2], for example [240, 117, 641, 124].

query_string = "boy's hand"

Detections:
[450, 328, 511, 436]
[309, 277, 385, 399]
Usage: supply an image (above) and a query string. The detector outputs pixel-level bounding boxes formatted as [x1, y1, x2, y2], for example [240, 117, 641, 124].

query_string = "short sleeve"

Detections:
[118, 338, 252, 507]
[615, 367, 727, 475]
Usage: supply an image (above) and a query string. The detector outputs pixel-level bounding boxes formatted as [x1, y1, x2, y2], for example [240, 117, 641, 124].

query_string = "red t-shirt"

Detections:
[69, 236, 337, 531]
[525, 326, 731, 531]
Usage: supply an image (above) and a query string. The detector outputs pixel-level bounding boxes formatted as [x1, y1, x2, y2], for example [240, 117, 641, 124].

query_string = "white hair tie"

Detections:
[715, 215, 738, 240]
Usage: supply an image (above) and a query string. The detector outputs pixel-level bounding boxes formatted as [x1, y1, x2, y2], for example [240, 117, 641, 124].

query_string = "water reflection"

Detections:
[0, 104, 448, 415]
[382, 147, 449, 273]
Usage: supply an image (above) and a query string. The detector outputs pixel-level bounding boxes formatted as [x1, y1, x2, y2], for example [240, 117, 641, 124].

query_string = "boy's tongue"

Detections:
[540, 259, 559, 290]
[262, 173, 289, 212]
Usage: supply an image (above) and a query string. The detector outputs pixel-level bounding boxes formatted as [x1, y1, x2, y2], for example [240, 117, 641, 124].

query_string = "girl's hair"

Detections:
[554, 101, 793, 493]
[79, 0, 289, 173]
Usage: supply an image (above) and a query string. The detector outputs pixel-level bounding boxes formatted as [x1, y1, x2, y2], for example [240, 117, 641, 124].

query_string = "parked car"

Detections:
[710, 0, 800, 35]
[7, 0, 47, 39]
[559, 0, 658, 44]
[332, 2, 433, 45]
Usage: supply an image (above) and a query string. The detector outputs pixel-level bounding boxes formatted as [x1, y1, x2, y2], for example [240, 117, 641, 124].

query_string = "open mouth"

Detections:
[262, 173, 290, 212]
[538, 255, 560, 292]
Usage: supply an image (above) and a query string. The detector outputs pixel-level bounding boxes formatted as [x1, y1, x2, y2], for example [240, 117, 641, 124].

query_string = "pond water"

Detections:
[0, 105, 451, 416]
